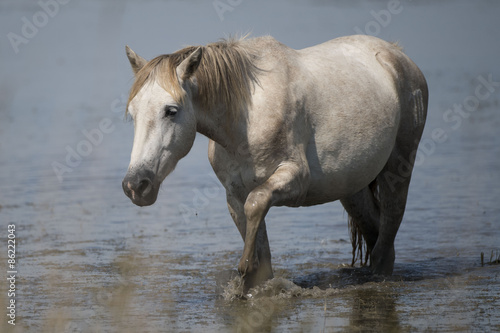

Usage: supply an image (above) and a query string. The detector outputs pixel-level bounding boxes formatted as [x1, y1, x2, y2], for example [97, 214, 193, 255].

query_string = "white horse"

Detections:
[122, 35, 428, 291]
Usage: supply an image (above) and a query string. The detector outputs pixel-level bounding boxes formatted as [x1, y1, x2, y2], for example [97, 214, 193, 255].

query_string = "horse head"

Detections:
[122, 46, 202, 206]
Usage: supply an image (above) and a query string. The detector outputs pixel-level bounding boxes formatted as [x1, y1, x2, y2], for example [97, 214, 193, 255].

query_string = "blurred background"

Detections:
[1, 0, 499, 332]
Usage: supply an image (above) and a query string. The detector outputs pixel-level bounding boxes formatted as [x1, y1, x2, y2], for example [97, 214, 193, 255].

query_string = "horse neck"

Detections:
[189, 40, 258, 150]
[194, 102, 247, 151]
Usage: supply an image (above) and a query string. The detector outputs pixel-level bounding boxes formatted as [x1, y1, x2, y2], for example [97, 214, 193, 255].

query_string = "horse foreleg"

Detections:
[227, 193, 273, 291]
[238, 163, 309, 289]
[241, 219, 273, 291]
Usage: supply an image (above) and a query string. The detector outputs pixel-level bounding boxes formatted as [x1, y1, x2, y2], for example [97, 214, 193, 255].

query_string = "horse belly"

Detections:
[303, 105, 399, 206]
[303, 144, 393, 205]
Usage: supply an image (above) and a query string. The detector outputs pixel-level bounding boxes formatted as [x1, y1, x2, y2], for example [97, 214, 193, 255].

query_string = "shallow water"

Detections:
[1, 0, 500, 332]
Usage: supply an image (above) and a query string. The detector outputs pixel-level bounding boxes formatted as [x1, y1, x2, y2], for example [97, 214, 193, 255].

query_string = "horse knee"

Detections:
[244, 190, 271, 223]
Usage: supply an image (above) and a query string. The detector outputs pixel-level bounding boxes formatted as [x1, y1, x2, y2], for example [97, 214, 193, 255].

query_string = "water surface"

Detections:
[1, 0, 499, 332]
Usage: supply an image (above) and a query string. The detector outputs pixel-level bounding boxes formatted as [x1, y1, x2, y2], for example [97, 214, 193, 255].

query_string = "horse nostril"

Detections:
[123, 171, 156, 204]
[137, 179, 152, 196]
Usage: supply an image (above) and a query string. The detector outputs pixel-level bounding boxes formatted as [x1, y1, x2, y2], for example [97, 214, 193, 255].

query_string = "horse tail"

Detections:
[348, 179, 380, 267]
[348, 214, 366, 267]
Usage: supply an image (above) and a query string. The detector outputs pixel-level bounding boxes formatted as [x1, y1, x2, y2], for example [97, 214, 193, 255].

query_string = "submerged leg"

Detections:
[238, 164, 309, 290]
[371, 149, 414, 275]
[210, 140, 285, 292]
[227, 193, 273, 291]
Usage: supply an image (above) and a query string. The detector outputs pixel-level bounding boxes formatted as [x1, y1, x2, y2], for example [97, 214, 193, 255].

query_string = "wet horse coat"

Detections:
[122, 35, 428, 291]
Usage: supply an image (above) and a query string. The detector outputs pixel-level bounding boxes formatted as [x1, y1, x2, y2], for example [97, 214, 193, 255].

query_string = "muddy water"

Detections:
[1, 0, 499, 332]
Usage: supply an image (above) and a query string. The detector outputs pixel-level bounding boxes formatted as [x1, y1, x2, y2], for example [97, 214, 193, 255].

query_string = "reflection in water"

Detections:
[214, 260, 499, 332]
[225, 297, 279, 333]
[348, 288, 400, 333]
[1, 218, 498, 333]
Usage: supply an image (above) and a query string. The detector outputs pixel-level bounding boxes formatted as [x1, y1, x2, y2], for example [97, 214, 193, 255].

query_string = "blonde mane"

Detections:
[127, 38, 260, 117]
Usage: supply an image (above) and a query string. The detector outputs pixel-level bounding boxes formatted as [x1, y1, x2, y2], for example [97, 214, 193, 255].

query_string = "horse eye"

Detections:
[164, 105, 178, 118]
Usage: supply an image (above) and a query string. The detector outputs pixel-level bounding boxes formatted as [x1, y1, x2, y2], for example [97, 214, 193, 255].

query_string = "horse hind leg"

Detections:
[370, 147, 415, 275]
[369, 76, 427, 275]
[341, 180, 381, 266]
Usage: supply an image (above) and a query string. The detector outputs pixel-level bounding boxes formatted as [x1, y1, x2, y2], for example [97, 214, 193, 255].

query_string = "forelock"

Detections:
[126, 55, 185, 115]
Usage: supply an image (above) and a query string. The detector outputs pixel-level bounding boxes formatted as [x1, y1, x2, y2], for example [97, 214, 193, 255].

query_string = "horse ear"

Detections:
[126, 45, 147, 75]
[176, 47, 203, 82]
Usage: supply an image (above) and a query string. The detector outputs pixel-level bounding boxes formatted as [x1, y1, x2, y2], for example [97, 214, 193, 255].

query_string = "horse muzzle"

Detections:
[122, 169, 159, 206]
